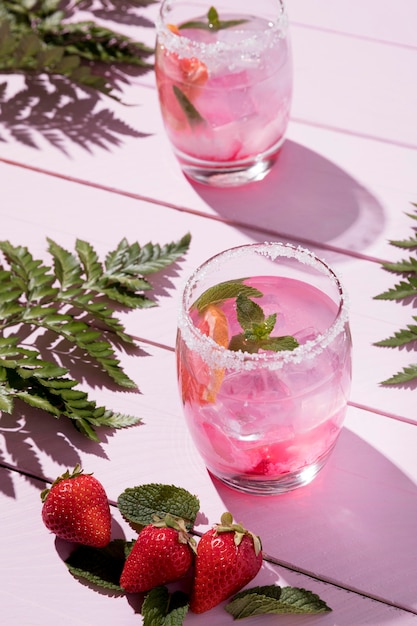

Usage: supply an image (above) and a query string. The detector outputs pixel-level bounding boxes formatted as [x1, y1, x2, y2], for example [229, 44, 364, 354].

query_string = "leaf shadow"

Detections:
[65, 0, 157, 29]
[144, 260, 190, 300]
[0, 394, 147, 499]
[0, 73, 150, 156]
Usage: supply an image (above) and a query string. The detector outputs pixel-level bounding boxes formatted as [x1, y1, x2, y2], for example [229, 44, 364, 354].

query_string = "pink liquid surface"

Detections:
[156, 14, 292, 165]
[177, 276, 352, 483]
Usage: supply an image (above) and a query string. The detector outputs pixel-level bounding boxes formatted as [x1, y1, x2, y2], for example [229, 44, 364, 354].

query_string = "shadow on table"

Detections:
[210, 427, 417, 620]
[0, 334, 148, 498]
[0, 73, 150, 156]
[189, 140, 386, 261]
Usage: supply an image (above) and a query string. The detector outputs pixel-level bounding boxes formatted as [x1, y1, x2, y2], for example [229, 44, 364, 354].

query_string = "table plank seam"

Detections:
[291, 21, 417, 52]
[0, 156, 391, 265]
[2, 462, 416, 616]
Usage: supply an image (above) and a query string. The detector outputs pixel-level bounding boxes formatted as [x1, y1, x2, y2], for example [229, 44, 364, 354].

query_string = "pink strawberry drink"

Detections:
[155, 0, 292, 185]
[177, 244, 352, 495]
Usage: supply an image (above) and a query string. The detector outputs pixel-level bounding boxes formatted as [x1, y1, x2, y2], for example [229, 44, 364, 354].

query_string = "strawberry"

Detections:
[41, 465, 111, 548]
[190, 512, 263, 613]
[120, 515, 195, 593]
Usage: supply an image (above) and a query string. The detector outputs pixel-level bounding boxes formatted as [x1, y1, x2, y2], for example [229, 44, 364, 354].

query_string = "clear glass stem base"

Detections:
[176, 137, 285, 187]
[208, 443, 337, 496]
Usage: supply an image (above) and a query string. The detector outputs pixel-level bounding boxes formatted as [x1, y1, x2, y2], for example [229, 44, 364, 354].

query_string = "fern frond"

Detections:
[0, 234, 191, 440]
[381, 257, 417, 275]
[374, 318, 417, 347]
[380, 364, 417, 386]
[374, 278, 417, 301]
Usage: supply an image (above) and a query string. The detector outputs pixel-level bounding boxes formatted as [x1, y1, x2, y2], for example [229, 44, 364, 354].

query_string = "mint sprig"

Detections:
[179, 6, 247, 31]
[374, 205, 417, 385]
[229, 293, 299, 354]
[193, 280, 298, 354]
[225, 585, 332, 618]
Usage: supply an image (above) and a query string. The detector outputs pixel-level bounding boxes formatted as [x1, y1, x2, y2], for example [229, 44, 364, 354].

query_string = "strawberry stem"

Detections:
[214, 512, 263, 556]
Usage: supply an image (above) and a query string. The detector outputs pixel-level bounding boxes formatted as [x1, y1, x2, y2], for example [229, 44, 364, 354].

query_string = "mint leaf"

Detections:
[179, 6, 247, 31]
[142, 586, 189, 626]
[193, 280, 262, 312]
[225, 585, 332, 619]
[117, 484, 200, 531]
[236, 294, 266, 331]
[65, 539, 134, 591]
[173, 86, 205, 127]
[261, 336, 300, 352]
[229, 294, 299, 354]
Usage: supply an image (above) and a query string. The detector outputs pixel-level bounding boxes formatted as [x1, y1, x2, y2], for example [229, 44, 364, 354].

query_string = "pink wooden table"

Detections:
[1, 1, 417, 624]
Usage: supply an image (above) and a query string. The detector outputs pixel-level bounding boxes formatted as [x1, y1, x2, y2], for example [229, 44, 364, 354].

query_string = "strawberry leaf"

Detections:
[65, 539, 134, 591]
[142, 586, 189, 626]
[225, 585, 332, 618]
[117, 483, 200, 531]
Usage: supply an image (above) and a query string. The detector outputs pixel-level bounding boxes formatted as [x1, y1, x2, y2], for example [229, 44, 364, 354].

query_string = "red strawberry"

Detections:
[41, 465, 111, 548]
[120, 515, 195, 593]
[190, 512, 263, 613]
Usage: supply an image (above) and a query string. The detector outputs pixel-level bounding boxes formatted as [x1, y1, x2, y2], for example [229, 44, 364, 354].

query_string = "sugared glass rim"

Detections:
[156, 0, 289, 58]
[178, 242, 350, 371]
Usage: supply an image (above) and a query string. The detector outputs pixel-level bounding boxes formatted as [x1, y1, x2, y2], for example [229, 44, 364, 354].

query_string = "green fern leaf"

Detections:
[375, 206, 417, 385]
[381, 364, 417, 385]
[388, 235, 417, 249]
[0, 384, 14, 412]
[374, 278, 417, 301]
[374, 318, 417, 347]
[69, 299, 135, 343]
[75, 239, 103, 286]
[105, 233, 191, 277]
[0, 0, 154, 99]
[0, 234, 190, 440]
[381, 257, 417, 275]
[100, 286, 156, 309]
[47, 238, 83, 290]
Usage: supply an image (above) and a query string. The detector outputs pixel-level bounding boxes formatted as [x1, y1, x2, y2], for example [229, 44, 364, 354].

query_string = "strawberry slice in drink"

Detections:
[179, 304, 229, 405]
[156, 25, 208, 131]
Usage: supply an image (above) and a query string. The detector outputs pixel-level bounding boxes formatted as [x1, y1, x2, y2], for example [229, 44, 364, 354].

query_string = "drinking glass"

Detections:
[176, 243, 352, 495]
[155, 0, 292, 186]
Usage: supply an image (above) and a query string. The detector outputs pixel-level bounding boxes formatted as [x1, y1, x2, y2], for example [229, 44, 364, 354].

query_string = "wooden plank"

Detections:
[2, 467, 417, 624]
